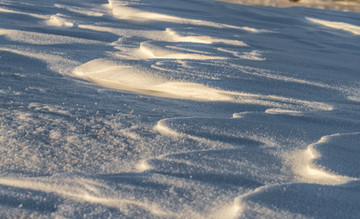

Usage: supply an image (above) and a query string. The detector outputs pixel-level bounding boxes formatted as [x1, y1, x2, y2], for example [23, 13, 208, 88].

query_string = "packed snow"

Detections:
[1, 0, 360, 218]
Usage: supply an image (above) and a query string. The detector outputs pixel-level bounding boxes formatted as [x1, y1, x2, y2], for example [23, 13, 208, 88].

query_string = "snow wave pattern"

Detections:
[1, 0, 360, 218]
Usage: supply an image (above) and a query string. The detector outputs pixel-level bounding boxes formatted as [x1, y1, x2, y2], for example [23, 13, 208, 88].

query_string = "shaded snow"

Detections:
[1, 0, 360, 218]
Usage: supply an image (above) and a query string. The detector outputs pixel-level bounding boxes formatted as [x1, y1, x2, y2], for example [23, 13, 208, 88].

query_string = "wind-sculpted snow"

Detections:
[1, 0, 360, 218]
[290, 134, 357, 185]
[307, 17, 360, 35]
[73, 59, 333, 111]
[220, 0, 360, 12]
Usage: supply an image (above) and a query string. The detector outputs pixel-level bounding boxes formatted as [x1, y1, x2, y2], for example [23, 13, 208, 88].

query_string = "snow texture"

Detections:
[1, 0, 360, 218]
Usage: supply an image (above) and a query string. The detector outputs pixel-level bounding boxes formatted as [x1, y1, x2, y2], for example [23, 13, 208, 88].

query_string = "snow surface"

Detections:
[1, 0, 360, 218]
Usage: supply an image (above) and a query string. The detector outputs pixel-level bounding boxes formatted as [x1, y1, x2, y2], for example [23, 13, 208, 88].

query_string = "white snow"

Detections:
[307, 17, 360, 35]
[1, 0, 360, 218]
[45, 14, 74, 28]
[219, 0, 360, 12]
[290, 134, 356, 185]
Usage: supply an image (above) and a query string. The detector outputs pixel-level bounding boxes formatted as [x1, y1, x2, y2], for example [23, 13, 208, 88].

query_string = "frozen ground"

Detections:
[1, 0, 360, 218]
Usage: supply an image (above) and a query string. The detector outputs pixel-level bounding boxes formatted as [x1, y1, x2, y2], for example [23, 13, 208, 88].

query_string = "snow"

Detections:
[1, 0, 360, 218]
[306, 17, 360, 35]
[220, 0, 360, 12]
